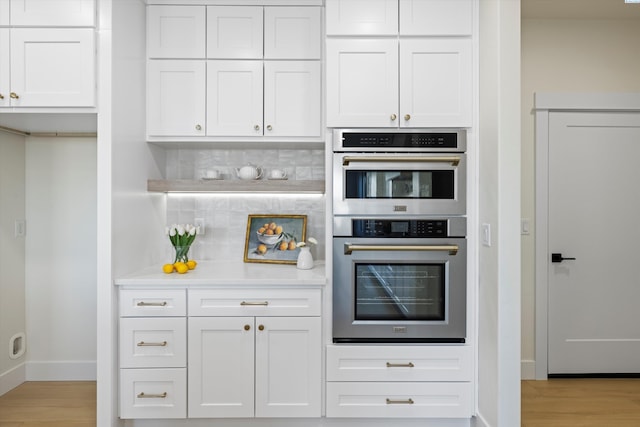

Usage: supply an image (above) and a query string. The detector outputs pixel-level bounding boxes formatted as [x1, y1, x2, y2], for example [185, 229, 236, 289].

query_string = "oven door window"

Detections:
[354, 263, 445, 321]
[345, 170, 454, 199]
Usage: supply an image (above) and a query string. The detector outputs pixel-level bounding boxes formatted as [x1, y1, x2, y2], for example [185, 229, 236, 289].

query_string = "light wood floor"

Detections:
[0, 382, 96, 427]
[3, 379, 640, 425]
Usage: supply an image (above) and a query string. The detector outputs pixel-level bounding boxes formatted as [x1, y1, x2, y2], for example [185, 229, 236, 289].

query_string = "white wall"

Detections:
[521, 17, 640, 379]
[0, 132, 26, 395]
[24, 137, 97, 380]
[477, 0, 521, 426]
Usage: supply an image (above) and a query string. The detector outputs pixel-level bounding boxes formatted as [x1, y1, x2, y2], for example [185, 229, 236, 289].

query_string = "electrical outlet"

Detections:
[194, 218, 205, 236]
[481, 223, 491, 247]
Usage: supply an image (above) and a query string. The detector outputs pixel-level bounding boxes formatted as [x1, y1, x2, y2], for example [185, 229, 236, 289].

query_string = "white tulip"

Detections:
[177, 225, 185, 236]
[308, 237, 318, 245]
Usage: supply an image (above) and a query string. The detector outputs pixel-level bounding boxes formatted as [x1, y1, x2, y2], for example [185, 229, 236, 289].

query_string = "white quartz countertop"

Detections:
[115, 260, 326, 287]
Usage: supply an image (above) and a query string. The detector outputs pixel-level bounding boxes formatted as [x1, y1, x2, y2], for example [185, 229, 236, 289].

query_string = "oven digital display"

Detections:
[391, 222, 409, 233]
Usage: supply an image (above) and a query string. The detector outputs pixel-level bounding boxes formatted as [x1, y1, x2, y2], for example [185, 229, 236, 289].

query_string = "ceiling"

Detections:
[522, 0, 640, 19]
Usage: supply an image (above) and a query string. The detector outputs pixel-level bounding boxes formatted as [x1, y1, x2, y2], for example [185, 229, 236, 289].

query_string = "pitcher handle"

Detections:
[256, 167, 263, 179]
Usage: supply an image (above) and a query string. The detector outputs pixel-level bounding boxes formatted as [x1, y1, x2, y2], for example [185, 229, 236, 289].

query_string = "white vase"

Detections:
[296, 246, 314, 270]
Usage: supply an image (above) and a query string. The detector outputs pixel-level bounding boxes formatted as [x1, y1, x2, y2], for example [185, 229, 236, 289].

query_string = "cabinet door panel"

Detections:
[399, 0, 473, 36]
[0, 29, 8, 107]
[188, 317, 255, 418]
[147, 60, 206, 136]
[206, 60, 263, 136]
[400, 39, 472, 128]
[0, 0, 9, 25]
[147, 5, 205, 59]
[264, 7, 321, 59]
[326, 0, 398, 35]
[10, 0, 95, 26]
[120, 368, 187, 419]
[255, 317, 321, 418]
[264, 61, 321, 137]
[326, 39, 398, 128]
[120, 318, 187, 369]
[207, 6, 263, 59]
[10, 28, 94, 107]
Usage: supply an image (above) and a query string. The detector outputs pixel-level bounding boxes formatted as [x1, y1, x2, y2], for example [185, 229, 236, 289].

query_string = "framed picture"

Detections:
[244, 214, 307, 264]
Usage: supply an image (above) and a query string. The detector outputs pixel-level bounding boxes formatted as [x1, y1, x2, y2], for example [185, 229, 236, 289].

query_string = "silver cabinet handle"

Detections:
[266, 125, 273, 131]
[195, 124, 202, 131]
[254, 125, 260, 131]
[386, 362, 415, 368]
[137, 341, 167, 347]
[137, 392, 167, 399]
[342, 156, 460, 167]
[404, 114, 411, 121]
[390, 113, 397, 121]
[345, 244, 458, 256]
[240, 301, 269, 306]
[386, 398, 414, 405]
[136, 301, 167, 307]
[0, 93, 4, 99]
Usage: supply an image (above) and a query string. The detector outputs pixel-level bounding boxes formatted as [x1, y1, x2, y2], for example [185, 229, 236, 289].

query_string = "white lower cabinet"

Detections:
[326, 345, 473, 418]
[120, 368, 187, 419]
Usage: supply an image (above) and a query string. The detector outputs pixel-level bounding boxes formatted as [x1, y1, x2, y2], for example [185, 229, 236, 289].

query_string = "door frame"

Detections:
[534, 92, 640, 379]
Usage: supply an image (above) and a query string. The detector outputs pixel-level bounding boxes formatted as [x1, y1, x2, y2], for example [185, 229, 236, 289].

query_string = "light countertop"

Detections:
[115, 260, 326, 287]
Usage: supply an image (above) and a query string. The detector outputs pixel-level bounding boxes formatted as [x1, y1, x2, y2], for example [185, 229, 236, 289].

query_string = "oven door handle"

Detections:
[342, 155, 461, 166]
[344, 244, 459, 255]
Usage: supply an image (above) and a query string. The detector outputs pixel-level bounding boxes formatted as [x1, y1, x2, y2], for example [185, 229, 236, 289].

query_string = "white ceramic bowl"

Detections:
[257, 231, 282, 246]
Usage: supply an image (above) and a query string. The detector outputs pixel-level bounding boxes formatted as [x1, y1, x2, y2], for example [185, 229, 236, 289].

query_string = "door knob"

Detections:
[551, 253, 576, 263]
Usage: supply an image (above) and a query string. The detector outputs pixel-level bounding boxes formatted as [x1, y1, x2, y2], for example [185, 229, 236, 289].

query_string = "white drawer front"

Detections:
[327, 345, 472, 382]
[326, 382, 473, 418]
[120, 368, 187, 419]
[188, 288, 321, 317]
[120, 289, 186, 317]
[120, 318, 186, 368]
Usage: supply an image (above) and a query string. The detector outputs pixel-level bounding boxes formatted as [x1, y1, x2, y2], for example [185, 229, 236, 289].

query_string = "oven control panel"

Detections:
[352, 219, 449, 238]
[342, 132, 458, 149]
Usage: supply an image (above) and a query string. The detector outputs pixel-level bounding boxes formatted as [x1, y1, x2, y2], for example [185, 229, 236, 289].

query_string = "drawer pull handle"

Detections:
[136, 301, 168, 307]
[386, 362, 415, 368]
[240, 301, 269, 306]
[137, 392, 167, 399]
[137, 341, 167, 347]
[386, 398, 414, 405]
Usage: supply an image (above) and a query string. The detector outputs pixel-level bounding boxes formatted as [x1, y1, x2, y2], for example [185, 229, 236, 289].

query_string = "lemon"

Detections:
[162, 264, 175, 274]
[175, 263, 189, 274]
[186, 260, 197, 270]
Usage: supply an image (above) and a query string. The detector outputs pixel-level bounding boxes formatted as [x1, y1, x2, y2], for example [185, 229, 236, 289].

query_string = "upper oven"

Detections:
[333, 129, 467, 217]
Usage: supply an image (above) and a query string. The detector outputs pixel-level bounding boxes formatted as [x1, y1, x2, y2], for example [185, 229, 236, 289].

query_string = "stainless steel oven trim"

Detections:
[333, 128, 467, 153]
[333, 216, 467, 237]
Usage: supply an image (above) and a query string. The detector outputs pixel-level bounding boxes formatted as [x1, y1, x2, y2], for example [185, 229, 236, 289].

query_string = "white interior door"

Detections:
[548, 111, 640, 374]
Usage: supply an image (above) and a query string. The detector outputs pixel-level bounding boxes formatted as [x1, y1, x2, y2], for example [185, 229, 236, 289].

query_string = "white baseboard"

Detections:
[26, 360, 96, 381]
[0, 363, 26, 396]
[521, 359, 536, 380]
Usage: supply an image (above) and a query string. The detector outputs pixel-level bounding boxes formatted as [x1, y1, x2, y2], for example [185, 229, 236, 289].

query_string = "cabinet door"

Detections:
[207, 6, 263, 59]
[326, 39, 398, 128]
[188, 317, 255, 418]
[399, 39, 472, 128]
[326, 0, 398, 36]
[255, 317, 321, 418]
[147, 60, 206, 136]
[264, 7, 321, 59]
[399, 0, 473, 36]
[10, 0, 95, 26]
[147, 5, 206, 59]
[206, 60, 263, 136]
[264, 61, 321, 137]
[0, 0, 9, 25]
[0, 29, 8, 107]
[10, 28, 95, 107]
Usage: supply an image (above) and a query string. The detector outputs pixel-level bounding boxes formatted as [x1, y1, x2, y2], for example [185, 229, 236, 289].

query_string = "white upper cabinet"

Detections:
[264, 61, 321, 137]
[10, 0, 95, 27]
[264, 7, 321, 59]
[147, 6, 205, 59]
[147, 60, 206, 137]
[207, 6, 263, 59]
[399, 39, 472, 127]
[206, 60, 263, 136]
[9, 28, 95, 107]
[326, 39, 399, 128]
[399, 0, 473, 36]
[326, 0, 398, 36]
[0, 0, 9, 26]
[0, 29, 8, 107]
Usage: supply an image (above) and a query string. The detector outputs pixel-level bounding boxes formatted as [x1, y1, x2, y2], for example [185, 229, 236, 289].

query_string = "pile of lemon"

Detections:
[162, 260, 197, 274]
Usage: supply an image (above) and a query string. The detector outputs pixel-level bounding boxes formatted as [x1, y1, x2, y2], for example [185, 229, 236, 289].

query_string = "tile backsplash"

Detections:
[165, 148, 326, 262]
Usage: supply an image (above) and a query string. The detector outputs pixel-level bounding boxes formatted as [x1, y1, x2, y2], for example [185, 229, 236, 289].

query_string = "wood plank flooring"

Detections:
[0, 382, 96, 427]
[3, 379, 640, 425]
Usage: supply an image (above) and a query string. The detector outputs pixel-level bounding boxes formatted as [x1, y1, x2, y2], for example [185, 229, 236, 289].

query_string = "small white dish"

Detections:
[201, 176, 223, 181]
[267, 177, 288, 181]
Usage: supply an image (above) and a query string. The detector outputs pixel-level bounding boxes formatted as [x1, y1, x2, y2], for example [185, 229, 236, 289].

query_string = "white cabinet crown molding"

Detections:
[145, 1, 323, 5]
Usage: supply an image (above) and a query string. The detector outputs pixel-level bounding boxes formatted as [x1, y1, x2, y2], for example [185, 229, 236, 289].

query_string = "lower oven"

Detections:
[332, 217, 466, 343]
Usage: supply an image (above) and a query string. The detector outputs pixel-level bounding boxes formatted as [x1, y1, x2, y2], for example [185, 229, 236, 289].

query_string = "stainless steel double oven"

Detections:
[332, 129, 467, 343]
